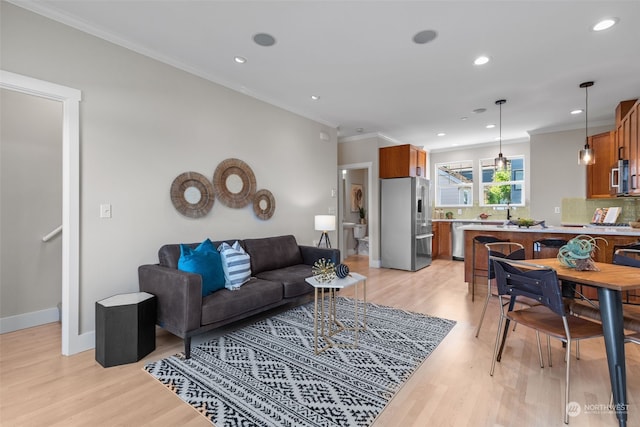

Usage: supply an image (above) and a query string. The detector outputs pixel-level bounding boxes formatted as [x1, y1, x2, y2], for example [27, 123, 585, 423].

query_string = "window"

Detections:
[435, 161, 473, 207]
[480, 156, 525, 206]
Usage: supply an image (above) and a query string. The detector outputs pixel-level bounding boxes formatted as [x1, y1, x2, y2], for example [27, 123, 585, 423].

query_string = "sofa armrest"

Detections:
[138, 264, 203, 336]
[299, 245, 340, 266]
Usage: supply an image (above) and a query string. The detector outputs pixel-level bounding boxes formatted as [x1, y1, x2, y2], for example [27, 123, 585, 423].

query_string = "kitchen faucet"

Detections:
[506, 208, 512, 220]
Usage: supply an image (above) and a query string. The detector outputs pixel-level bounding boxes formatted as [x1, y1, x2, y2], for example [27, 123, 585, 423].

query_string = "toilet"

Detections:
[353, 224, 369, 255]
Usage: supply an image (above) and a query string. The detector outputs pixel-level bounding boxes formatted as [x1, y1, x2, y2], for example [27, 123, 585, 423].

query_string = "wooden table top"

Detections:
[523, 258, 640, 292]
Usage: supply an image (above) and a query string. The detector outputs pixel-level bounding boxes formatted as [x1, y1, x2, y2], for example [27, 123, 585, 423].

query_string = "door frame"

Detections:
[1, 70, 85, 355]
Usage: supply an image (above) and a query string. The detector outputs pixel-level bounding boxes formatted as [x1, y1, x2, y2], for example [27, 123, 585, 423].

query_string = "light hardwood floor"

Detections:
[1, 257, 638, 426]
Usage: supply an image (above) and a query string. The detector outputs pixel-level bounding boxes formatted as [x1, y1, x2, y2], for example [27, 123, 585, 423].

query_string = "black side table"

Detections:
[95, 292, 156, 367]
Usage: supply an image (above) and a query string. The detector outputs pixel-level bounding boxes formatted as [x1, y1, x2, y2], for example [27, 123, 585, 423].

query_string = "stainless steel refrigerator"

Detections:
[381, 177, 432, 271]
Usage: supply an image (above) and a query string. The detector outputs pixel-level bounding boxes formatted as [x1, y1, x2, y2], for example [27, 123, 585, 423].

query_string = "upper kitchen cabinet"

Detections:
[616, 99, 639, 195]
[379, 144, 427, 178]
[586, 131, 616, 199]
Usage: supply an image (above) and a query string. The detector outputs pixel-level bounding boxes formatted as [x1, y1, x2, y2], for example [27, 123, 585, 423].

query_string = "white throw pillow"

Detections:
[218, 241, 251, 290]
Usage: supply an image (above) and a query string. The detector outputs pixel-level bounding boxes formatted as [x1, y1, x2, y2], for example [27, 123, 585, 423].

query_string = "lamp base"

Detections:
[317, 232, 331, 248]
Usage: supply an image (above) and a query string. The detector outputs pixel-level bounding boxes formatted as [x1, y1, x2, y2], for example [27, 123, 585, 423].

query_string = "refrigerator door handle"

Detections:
[415, 233, 434, 239]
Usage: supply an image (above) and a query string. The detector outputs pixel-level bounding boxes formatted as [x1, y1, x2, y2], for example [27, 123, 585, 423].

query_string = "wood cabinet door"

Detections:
[629, 103, 639, 194]
[417, 150, 427, 177]
[586, 131, 616, 199]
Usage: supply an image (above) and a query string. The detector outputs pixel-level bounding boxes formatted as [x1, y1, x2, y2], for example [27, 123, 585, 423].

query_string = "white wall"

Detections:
[529, 125, 611, 224]
[1, 89, 62, 319]
[1, 3, 337, 334]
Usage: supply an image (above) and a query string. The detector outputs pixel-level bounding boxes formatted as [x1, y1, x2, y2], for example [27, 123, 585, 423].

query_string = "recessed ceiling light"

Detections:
[474, 56, 490, 66]
[486, 124, 496, 129]
[571, 109, 583, 115]
[311, 95, 320, 101]
[253, 33, 276, 47]
[234, 56, 246, 64]
[437, 132, 446, 137]
[356, 128, 364, 133]
[473, 108, 486, 114]
[460, 116, 468, 121]
[593, 18, 618, 32]
[413, 30, 438, 44]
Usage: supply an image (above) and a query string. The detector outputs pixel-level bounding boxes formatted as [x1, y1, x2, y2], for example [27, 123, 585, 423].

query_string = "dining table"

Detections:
[524, 258, 640, 427]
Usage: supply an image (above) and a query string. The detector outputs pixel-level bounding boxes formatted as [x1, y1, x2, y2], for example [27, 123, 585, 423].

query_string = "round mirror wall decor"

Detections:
[213, 158, 257, 208]
[253, 189, 276, 220]
[170, 171, 215, 218]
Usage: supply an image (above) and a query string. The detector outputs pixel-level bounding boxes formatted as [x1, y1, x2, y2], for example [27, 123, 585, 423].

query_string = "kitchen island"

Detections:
[463, 224, 640, 287]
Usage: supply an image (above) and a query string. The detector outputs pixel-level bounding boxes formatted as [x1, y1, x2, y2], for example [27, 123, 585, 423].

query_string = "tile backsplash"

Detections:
[562, 197, 640, 224]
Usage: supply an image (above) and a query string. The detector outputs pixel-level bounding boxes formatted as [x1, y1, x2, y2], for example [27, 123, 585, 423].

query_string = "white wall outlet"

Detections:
[100, 203, 112, 218]
[331, 188, 336, 197]
[458, 209, 462, 215]
[554, 207, 561, 214]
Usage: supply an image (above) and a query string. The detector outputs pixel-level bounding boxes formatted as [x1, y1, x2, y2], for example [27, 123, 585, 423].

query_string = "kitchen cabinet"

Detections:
[586, 131, 616, 199]
[432, 221, 452, 259]
[379, 144, 427, 178]
[617, 100, 639, 195]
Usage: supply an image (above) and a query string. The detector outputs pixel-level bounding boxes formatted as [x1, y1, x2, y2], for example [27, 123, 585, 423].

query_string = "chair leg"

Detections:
[564, 337, 572, 424]
[490, 313, 505, 376]
[576, 340, 580, 360]
[535, 331, 544, 368]
[475, 279, 492, 337]
[547, 335, 552, 367]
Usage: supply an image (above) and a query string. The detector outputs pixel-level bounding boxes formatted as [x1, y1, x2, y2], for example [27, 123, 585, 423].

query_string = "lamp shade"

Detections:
[314, 215, 336, 231]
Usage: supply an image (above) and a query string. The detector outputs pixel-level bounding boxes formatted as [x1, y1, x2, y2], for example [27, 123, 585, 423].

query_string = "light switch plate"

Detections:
[100, 204, 112, 218]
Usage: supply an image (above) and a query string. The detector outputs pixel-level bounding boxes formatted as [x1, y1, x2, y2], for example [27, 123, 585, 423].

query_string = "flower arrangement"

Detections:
[312, 258, 336, 283]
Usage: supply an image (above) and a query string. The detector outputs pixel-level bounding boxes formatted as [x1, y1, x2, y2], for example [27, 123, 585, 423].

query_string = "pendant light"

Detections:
[494, 99, 507, 170]
[578, 81, 595, 165]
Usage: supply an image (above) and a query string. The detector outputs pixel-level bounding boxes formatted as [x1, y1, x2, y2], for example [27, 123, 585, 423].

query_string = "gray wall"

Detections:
[1, 3, 337, 333]
[1, 89, 62, 318]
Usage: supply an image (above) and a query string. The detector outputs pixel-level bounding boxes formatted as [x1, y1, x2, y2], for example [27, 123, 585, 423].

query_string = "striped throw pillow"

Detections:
[218, 241, 251, 290]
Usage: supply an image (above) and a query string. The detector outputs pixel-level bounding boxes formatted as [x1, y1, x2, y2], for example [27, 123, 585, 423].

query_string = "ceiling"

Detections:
[12, 1, 640, 152]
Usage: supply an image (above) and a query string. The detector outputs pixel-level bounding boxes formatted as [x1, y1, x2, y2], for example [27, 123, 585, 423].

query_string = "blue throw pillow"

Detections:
[218, 241, 251, 290]
[178, 239, 226, 296]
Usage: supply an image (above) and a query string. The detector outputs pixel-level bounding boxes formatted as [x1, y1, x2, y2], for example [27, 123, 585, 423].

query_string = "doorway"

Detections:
[338, 162, 374, 266]
[0, 70, 83, 355]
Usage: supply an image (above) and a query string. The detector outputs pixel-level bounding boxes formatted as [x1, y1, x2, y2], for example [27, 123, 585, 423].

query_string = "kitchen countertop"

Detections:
[432, 219, 505, 223]
[460, 223, 640, 237]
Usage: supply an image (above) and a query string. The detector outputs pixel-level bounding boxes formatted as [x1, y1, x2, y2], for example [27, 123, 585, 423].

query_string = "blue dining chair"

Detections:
[489, 257, 604, 424]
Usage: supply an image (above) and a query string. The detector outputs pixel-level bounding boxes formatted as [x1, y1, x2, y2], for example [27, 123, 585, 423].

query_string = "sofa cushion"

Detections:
[255, 264, 314, 298]
[158, 239, 242, 270]
[243, 235, 303, 275]
[177, 239, 226, 296]
[218, 241, 252, 289]
[200, 278, 282, 325]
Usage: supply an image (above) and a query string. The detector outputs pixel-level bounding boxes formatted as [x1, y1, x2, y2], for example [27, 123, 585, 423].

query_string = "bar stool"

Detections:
[471, 235, 508, 301]
[533, 238, 568, 259]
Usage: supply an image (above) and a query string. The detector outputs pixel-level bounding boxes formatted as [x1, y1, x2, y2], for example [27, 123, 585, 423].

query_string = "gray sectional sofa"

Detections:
[138, 234, 339, 358]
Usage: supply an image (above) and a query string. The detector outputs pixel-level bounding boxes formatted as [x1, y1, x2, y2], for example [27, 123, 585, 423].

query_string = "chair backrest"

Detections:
[491, 257, 565, 316]
[613, 248, 640, 268]
[485, 242, 525, 280]
[533, 238, 568, 259]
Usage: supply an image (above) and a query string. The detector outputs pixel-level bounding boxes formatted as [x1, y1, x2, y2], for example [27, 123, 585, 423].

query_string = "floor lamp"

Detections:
[315, 215, 335, 248]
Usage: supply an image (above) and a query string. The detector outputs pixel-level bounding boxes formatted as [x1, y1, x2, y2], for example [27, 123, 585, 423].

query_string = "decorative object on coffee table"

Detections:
[213, 158, 257, 208]
[170, 171, 214, 218]
[335, 263, 350, 278]
[311, 258, 336, 283]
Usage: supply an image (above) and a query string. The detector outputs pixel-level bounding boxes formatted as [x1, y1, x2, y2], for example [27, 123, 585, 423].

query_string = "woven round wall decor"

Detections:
[213, 158, 257, 208]
[253, 189, 276, 220]
[170, 171, 215, 218]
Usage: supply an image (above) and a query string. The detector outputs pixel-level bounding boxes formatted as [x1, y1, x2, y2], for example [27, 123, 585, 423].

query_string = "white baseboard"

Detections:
[0, 307, 60, 334]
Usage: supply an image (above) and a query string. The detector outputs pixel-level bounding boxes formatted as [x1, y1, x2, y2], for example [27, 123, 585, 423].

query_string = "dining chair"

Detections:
[475, 242, 525, 338]
[533, 238, 568, 259]
[471, 235, 508, 302]
[489, 257, 604, 424]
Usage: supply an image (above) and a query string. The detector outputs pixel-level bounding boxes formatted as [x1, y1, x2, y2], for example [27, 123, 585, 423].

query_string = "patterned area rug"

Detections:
[144, 297, 455, 427]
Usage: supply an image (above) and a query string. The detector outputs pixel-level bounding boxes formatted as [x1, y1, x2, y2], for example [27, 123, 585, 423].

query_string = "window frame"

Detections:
[479, 155, 525, 207]
[434, 160, 474, 207]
